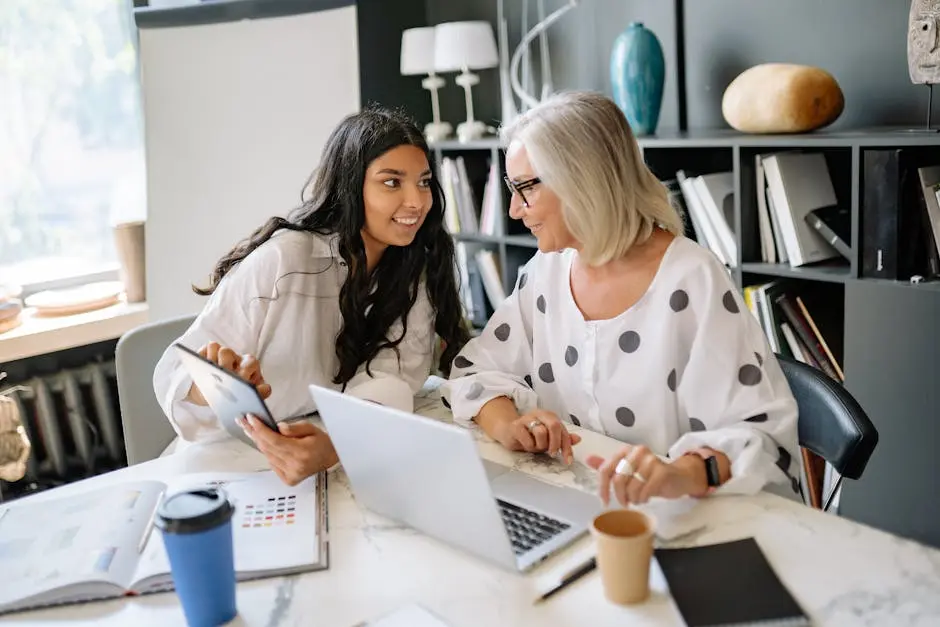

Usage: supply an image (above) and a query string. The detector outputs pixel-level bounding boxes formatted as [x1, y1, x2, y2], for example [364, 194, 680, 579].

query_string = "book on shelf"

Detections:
[453, 157, 480, 234]
[764, 171, 790, 265]
[439, 157, 461, 234]
[917, 166, 940, 276]
[474, 249, 507, 309]
[743, 281, 789, 357]
[744, 279, 843, 509]
[675, 169, 735, 267]
[744, 282, 843, 384]
[439, 156, 500, 238]
[692, 172, 737, 265]
[761, 152, 842, 268]
[454, 242, 490, 327]
[754, 154, 777, 264]
[804, 205, 851, 262]
[0, 470, 328, 616]
[478, 161, 502, 236]
[774, 293, 842, 383]
[861, 148, 940, 280]
[664, 178, 704, 243]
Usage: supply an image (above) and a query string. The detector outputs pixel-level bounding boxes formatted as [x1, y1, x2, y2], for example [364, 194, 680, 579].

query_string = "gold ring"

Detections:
[632, 472, 647, 483]
[527, 420, 541, 432]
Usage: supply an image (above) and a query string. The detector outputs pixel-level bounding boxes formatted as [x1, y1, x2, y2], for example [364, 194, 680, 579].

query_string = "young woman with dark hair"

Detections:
[154, 107, 469, 485]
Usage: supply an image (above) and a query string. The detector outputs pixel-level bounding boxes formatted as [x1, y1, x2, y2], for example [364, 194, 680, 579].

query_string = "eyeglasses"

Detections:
[503, 175, 541, 208]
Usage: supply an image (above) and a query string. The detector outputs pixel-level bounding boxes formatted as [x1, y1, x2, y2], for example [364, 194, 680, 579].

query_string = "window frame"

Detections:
[0, 1, 145, 302]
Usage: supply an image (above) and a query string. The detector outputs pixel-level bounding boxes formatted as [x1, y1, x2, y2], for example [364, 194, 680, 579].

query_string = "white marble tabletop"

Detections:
[3, 383, 940, 627]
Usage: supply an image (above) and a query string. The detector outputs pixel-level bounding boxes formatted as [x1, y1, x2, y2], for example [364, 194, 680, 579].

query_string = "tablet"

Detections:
[173, 342, 278, 448]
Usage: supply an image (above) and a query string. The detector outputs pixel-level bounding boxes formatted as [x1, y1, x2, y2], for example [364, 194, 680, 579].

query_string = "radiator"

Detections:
[5, 360, 126, 486]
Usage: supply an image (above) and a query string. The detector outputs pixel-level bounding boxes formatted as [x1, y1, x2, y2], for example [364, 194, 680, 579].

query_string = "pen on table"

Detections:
[533, 556, 597, 604]
[138, 490, 165, 553]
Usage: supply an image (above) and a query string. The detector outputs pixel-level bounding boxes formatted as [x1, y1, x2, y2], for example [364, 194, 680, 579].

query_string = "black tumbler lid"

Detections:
[155, 487, 235, 534]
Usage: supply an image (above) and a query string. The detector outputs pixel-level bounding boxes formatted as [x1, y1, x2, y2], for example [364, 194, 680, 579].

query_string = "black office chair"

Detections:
[776, 354, 878, 513]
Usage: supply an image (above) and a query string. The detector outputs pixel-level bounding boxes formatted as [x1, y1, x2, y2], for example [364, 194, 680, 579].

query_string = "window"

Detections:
[0, 0, 146, 292]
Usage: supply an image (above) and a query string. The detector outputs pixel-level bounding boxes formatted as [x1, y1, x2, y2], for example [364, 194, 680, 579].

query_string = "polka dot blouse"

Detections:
[442, 236, 801, 496]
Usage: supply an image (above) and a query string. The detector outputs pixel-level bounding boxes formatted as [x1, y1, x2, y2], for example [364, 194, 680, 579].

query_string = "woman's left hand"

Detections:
[239, 415, 339, 486]
[586, 444, 706, 506]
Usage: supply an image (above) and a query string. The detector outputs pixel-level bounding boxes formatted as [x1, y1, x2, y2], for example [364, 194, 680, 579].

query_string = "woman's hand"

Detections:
[238, 415, 339, 486]
[494, 409, 582, 465]
[185, 341, 272, 406]
[586, 444, 709, 506]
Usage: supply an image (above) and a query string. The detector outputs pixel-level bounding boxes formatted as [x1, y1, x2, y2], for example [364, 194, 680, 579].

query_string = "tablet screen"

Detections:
[174, 343, 278, 447]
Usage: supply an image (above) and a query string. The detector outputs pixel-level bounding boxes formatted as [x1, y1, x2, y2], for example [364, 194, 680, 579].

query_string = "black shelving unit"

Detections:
[434, 127, 940, 549]
[435, 128, 940, 290]
[432, 138, 537, 291]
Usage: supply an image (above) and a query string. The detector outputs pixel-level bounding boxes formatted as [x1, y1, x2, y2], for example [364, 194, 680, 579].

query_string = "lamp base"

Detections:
[424, 121, 453, 143]
[457, 120, 488, 143]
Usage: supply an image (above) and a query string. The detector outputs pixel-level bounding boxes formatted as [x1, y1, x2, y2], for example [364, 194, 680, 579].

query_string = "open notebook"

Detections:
[0, 470, 328, 615]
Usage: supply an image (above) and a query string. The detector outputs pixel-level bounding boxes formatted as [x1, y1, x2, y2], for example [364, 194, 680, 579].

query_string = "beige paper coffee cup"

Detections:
[113, 221, 146, 303]
[591, 509, 655, 605]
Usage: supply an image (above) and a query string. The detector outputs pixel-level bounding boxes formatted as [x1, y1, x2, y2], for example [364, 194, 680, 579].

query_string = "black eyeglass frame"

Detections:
[503, 176, 542, 207]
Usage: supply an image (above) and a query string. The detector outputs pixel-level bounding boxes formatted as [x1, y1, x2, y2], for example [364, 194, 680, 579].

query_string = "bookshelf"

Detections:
[433, 128, 940, 548]
[434, 128, 940, 296]
[432, 138, 535, 326]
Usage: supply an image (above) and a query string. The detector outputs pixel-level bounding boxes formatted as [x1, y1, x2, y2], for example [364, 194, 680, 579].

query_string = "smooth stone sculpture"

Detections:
[908, 0, 940, 85]
[721, 63, 844, 134]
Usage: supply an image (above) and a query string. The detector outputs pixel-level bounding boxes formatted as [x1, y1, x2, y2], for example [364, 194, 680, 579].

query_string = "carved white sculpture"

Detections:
[509, 1, 579, 112]
[909, 0, 940, 85]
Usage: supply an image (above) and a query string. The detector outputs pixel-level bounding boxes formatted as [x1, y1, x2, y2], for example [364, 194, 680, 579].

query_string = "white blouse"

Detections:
[441, 236, 802, 497]
[153, 229, 436, 443]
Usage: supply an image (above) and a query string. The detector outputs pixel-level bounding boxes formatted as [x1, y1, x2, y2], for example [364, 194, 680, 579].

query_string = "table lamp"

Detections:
[434, 21, 499, 143]
[400, 27, 452, 143]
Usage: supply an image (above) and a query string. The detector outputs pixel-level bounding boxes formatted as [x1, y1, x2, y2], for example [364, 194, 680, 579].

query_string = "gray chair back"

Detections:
[115, 314, 196, 465]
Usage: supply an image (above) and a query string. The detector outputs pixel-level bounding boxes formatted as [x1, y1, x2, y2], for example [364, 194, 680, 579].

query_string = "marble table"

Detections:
[3, 383, 940, 626]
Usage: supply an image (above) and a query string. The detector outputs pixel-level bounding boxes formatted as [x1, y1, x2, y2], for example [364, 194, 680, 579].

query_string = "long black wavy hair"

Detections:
[194, 107, 469, 385]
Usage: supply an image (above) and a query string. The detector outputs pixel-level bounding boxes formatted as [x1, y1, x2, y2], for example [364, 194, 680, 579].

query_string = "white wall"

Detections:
[138, 6, 361, 321]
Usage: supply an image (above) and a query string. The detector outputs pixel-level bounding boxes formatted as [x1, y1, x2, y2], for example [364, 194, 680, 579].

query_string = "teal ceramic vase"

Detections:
[610, 22, 665, 136]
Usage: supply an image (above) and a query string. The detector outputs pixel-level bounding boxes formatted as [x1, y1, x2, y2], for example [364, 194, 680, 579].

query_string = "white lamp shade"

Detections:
[433, 21, 499, 72]
[400, 27, 437, 75]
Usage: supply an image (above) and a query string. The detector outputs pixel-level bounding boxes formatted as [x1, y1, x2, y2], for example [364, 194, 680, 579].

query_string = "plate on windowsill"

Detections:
[0, 315, 22, 335]
[0, 284, 23, 304]
[24, 281, 124, 317]
[0, 300, 23, 335]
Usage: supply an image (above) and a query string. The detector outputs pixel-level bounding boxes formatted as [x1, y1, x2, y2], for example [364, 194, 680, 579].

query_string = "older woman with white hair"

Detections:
[441, 91, 800, 508]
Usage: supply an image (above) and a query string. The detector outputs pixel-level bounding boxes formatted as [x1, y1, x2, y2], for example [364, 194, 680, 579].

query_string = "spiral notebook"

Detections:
[655, 538, 810, 627]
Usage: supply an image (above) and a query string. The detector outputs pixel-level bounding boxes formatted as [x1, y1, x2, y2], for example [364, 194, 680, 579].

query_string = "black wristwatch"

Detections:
[703, 455, 721, 487]
[687, 448, 723, 492]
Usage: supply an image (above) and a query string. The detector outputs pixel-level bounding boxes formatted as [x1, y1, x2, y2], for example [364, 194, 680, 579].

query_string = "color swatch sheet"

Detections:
[132, 470, 323, 591]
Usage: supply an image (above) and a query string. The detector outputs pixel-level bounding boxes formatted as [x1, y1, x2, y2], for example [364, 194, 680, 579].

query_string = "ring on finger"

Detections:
[526, 420, 542, 432]
[615, 458, 635, 476]
[632, 471, 647, 483]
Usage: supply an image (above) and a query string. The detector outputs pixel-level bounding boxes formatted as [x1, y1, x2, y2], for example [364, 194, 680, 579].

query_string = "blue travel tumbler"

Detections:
[155, 488, 237, 627]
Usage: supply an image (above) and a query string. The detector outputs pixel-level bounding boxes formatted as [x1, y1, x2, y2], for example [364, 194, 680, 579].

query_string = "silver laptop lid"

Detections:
[309, 384, 518, 571]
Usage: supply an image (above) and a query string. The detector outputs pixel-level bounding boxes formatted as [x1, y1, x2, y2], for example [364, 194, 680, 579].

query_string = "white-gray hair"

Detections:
[502, 91, 683, 266]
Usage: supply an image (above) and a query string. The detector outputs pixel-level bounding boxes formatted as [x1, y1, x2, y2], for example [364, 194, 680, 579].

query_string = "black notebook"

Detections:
[655, 538, 810, 627]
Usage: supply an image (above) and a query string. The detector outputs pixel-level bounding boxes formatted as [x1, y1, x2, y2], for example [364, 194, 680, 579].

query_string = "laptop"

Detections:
[309, 384, 602, 572]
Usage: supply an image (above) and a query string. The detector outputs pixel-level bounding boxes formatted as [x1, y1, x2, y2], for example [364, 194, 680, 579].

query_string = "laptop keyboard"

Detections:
[497, 499, 570, 555]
